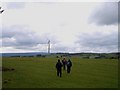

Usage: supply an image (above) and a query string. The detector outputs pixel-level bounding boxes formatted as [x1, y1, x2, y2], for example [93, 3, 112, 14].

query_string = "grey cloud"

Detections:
[76, 31, 118, 52]
[89, 2, 118, 25]
[6, 2, 26, 9]
[51, 44, 76, 53]
[2, 25, 58, 50]
[119, 2, 120, 24]
[51, 44, 68, 52]
[1, 25, 29, 38]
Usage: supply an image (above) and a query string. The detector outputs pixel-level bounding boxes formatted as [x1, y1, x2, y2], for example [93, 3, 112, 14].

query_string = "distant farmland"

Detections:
[2, 57, 118, 88]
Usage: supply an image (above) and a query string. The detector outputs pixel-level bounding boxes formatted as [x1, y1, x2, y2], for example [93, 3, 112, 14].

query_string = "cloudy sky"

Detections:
[0, 0, 119, 53]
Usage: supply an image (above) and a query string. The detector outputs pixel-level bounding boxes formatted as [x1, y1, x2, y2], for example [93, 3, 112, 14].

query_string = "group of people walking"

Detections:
[56, 57, 72, 77]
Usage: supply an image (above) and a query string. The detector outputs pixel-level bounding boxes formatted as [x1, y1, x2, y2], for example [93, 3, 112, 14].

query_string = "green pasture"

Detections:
[2, 57, 118, 88]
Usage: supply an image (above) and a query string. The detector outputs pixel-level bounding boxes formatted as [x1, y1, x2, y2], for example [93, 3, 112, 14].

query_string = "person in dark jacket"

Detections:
[62, 58, 67, 70]
[56, 59, 63, 77]
[67, 59, 72, 73]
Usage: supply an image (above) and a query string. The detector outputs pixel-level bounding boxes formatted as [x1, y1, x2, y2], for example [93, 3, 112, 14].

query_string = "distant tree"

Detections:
[41, 55, 46, 58]
[37, 54, 41, 57]
[11, 56, 20, 57]
[56, 56, 59, 58]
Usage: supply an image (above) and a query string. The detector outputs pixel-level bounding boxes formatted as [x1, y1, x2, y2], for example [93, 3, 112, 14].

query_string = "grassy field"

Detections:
[2, 57, 118, 88]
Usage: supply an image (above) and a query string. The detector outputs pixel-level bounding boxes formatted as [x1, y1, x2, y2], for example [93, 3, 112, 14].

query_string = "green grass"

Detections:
[2, 57, 118, 88]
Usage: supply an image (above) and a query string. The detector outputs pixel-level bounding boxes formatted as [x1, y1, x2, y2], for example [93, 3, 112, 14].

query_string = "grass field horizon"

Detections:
[2, 57, 118, 88]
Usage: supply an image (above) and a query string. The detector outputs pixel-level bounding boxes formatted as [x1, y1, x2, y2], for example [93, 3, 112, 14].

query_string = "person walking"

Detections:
[62, 58, 67, 70]
[67, 59, 72, 73]
[56, 59, 63, 77]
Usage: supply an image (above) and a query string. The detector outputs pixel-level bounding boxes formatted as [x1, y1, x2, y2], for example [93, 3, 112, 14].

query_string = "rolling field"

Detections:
[2, 57, 118, 88]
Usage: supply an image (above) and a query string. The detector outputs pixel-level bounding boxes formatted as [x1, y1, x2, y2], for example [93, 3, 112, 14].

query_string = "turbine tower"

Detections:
[48, 40, 50, 54]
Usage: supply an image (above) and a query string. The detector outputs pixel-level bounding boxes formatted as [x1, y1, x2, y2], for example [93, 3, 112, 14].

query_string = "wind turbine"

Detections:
[48, 40, 50, 54]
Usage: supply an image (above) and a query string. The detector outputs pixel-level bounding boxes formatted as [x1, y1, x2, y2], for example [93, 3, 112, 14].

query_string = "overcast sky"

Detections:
[0, 0, 119, 53]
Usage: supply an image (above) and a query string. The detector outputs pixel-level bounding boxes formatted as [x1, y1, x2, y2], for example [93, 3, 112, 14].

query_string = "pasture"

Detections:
[2, 57, 118, 88]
